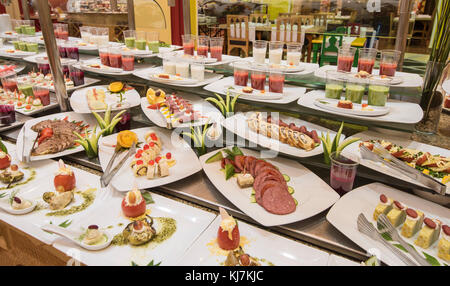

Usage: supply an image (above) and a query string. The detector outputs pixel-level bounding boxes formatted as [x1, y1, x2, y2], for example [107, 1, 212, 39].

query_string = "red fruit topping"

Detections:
[149, 142, 155, 147]
[405, 208, 418, 218]
[155, 156, 162, 163]
[443, 225, 450, 236]
[148, 160, 155, 166]
[380, 194, 387, 203]
[239, 254, 250, 266]
[10, 164, 18, 171]
[13, 197, 21, 204]
[88, 225, 98, 230]
[143, 144, 149, 150]
[134, 153, 142, 159]
[150, 133, 158, 141]
[424, 218, 436, 229]
[133, 220, 143, 230]
[136, 160, 143, 165]
[166, 152, 172, 159]
[394, 201, 404, 210]
[137, 149, 143, 154]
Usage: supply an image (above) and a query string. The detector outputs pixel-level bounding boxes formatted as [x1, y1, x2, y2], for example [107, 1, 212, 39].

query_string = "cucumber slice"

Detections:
[251, 188, 255, 195]
[293, 198, 298, 206]
[364, 256, 379, 266]
[283, 174, 290, 182]
[225, 164, 235, 180]
[250, 194, 256, 203]
[288, 186, 294, 194]
[205, 151, 223, 163]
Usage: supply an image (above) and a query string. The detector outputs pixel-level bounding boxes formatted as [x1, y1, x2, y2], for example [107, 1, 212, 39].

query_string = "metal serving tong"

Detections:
[100, 142, 136, 188]
[360, 143, 447, 195]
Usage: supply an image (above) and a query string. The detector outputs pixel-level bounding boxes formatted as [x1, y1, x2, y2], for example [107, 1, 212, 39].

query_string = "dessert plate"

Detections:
[177, 215, 330, 266]
[204, 77, 306, 104]
[98, 127, 202, 192]
[313, 98, 390, 117]
[70, 85, 141, 113]
[298, 90, 423, 124]
[327, 182, 449, 266]
[52, 191, 216, 265]
[200, 147, 339, 227]
[224, 85, 283, 100]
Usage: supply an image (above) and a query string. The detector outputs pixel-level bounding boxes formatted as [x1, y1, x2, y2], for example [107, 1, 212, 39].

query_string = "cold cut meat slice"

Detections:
[234, 155, 245, 173]
[261, 186, 296, 215]
[255, 180, 279, 205]
[255, 166, 285, 182]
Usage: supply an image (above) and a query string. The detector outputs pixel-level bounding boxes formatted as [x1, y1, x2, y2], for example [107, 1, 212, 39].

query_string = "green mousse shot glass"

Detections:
[135, 39, 147, 50]
[14, 26, 22, 34]
[325, 83, 343, 99]
[11, 41, 20, 50]
[26, 43, 38, 53]
[345, 84, 365, 104]
[147, 41, 159, 53]
[368, 85, 389, 106]
[25, 26, 36, 35]
[18, 84, 33, 97]
[18, 41, 28, 51]
[124, 37, 135, 48]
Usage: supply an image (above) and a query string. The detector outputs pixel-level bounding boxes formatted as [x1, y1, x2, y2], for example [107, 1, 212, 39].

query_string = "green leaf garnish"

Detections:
[142, 191, 154, 204]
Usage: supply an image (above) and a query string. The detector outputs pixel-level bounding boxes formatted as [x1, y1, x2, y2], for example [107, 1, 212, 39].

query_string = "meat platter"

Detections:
[200, 147, 340, 226]
[16, 112, 97, 161]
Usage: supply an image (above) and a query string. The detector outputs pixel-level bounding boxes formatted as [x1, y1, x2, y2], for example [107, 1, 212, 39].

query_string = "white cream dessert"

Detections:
[82, 225, 106, 245]
[11, 196, 32, 210]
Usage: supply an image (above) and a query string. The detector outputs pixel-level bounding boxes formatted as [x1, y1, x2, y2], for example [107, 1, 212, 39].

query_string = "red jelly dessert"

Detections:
[337, 100, 353, 109]
[121, 187, 146, 218]
[54, 159, 76, 192]
[217, 207, 240, 250]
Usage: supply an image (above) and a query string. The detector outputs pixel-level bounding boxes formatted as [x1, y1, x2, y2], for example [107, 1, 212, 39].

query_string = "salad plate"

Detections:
[298, 90, 423, 124]
[204, 77, 306, 104]
[327, 182, 449, 266]
[52, 190, 216, 265]
[342, 130, 450, 195]
[16, 112, 97, 161]
[98, 127, 202, 192]
[200, 147, 339, 226]
[177, 215, 330, 266]
[70, 85, 141, 113]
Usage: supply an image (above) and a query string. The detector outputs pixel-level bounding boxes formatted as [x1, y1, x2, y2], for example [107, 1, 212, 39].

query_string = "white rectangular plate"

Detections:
[52, 191, 216, 266]
[314, 65, 424, 88]
[326, 182, 450, 266]
[177, 216, 330, 266]
[140, 93, 224, 128]
[222, 112, 341, 158]
[204, 77, 306, 104]
[16, 112, 97, 161]
[200, 147, 339, 226]
[342, 130, 450, 194]
[230, 58, 319, 76]
[70, 85, 141, 113]
[98, 127, 202, 192]
[160, 50, 241, 66]
[298, 90, 423, 124]
[133, 66, 224, 87]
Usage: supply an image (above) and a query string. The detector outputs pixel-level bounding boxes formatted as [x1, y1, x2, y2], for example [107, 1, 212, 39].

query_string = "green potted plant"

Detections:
[415, 0, 450, 134]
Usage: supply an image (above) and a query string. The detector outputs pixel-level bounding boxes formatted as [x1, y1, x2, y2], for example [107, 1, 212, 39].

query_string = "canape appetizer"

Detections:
[121, 187, 146, 218]
[386, 200, 407, 227]
[414, 218, 442, 249]
[81, 225, 107, 246]
[400, 208, 424, 238]
[146, 88, 166, 106]
[42, 191, 74, 210]
[54, 160, 76, 192]
[373, 194, 393, 221]
[0, 164, 24, 184]
[217, 208, 240, 250]
[438, 225, 450, 262]
[224, 247, 261, 266]
[337, 100, 353, 109]
[122, 215, 156, 246]
[10, 195, 32, 210]
[0, 150, 11, 170]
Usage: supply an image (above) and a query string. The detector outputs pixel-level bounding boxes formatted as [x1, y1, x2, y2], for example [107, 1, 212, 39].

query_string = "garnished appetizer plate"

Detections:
[140, 89, 224, 128]
[133, 66, 224, 87]
[0, 47, 38, 58]
[0, 142, 106, 245]
[314, 98, 390, 117]
[98, 127, 202, 192]
[342, 130, 450, 195]
[204, 77, 306, 104]
[0, 86, 59, 116]
[299, 90, 423, 124]
[16, 112, 96, 161]
[224, 85, 283, 100]
[159, 50, 241, 66]
[177, 211, 330, 266]
[70, 85, 141, 113]
[222, 112, 340, 158]
[200, 147, 339, 226]
[17, 73, 101, 93]
[327, 182, 450, 266]
[230, 58, 319, 76]
[314, 65, 423, 88]
[52, 189, 216, 265]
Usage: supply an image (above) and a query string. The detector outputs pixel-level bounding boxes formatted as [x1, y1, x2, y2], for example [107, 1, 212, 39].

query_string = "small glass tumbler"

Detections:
[379, 50, 401, 77]
[233, 63, 249, 86]
[269, 41, 283, 65]
[197, 35, 209, 57]
[268, 71, 285, 93]
[121, 51, 135, 71]
[146, 31, 160, 53]
[123, 30, 136, 48]
[329, 152, 359, 196]
[182, 34, 195, 56]
[209, 37, 223, 61]
[253, 40, 267, 64]
[286, 42, 302, 66]
[69, 64, 85, 86]
[325, 70, 345, 99]
[357, 48, 377, 74]
[337, 46, 356, 72]
[32, 85, 50, 106]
